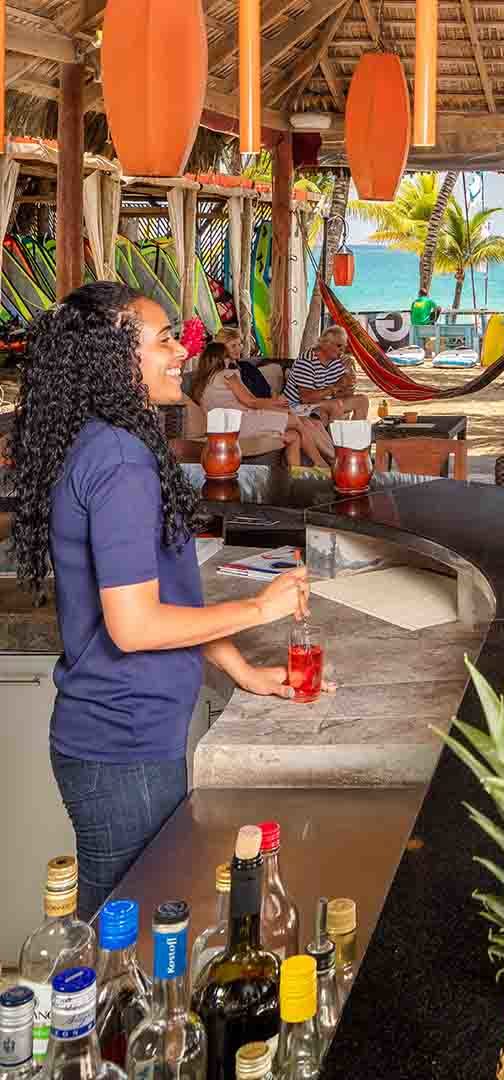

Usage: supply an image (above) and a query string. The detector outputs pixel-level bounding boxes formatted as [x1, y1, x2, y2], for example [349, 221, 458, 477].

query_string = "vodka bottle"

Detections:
[236, 1044, 273, 1080]
[95, 901, 149, 1070]
[43, 967, 125, 1080]
[0, 986, 36, 1080]
[19, 857, 96, 1066]
[305, 901, 340, 1057]
[126, 901, 207, 1080]
[275, 957, 320, 1080]
[190, 864, 231, 992]
[258, 824, 299, 963]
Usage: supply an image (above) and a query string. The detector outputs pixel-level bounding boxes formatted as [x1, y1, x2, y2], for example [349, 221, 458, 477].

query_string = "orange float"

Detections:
[345, 53, 410, 201]
[101, 0, 208, 176]
[332, 250, 355, 287]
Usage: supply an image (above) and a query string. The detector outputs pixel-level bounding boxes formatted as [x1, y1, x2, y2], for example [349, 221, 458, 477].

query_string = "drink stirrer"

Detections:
[294, 548, 311, 646]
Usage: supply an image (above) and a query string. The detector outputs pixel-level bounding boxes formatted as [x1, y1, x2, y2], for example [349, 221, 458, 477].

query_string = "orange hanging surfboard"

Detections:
[345, 53, 411, 201]
[101, 0, 208, 177]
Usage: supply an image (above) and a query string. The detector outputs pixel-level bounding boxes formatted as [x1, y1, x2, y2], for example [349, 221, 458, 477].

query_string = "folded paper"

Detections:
[330, 419, 372, 450]
[207, 408, 243, 434]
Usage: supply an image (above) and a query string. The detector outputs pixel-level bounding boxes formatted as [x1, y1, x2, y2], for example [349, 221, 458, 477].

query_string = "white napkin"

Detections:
[330, 419, 372, 450]
[207, 408, 242, 434]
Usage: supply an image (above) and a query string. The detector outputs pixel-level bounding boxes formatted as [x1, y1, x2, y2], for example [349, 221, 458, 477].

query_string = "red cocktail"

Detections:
[288, 628, 323, 703]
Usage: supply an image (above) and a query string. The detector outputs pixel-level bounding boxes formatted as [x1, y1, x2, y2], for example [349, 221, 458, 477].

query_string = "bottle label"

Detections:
[51, 982, 96, 1041]
[153, 927, 187, 979]
[20, 981, 52, 1063]
[0, 1026, 32, 1069]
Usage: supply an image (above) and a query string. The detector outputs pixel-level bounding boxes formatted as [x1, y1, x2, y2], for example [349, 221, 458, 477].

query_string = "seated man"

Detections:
[284, 326, 369, 424]
[410, 287, 441, 326]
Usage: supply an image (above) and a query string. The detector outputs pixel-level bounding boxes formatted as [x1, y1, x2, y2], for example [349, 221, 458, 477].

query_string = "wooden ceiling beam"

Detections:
[291, 0, 354, 106]
[459, 0, 496, 112]
[319, 55, 346, 110]
[6, 22, 76, 62]
[358, 0, 380, 41]
[264, 0, 353, 106]
[14, 77, 59, 100]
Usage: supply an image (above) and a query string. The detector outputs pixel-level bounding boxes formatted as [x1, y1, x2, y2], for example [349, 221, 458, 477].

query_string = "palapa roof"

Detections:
[6, 0, 504, 170]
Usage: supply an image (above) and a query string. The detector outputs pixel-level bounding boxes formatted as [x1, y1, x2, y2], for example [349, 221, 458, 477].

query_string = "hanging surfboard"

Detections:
[481, 313, 504, 368]
[251, 221, 273, 357]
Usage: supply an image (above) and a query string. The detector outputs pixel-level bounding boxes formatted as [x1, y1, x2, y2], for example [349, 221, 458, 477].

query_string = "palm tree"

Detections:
[434, 203, 504, 318]
[420, 171, 459, 293]
[349, 172, 441, 253]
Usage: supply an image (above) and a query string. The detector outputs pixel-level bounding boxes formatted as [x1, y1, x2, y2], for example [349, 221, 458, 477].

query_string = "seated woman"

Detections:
[192, 342, 331, 468]
[214, 327, 283, 400]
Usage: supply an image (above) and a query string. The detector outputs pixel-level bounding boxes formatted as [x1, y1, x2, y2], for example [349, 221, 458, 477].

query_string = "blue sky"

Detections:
[348, 171, 504, 244]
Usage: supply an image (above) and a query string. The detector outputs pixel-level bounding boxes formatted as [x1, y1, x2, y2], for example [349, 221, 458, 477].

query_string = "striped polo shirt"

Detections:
[284, 348, 348, 408]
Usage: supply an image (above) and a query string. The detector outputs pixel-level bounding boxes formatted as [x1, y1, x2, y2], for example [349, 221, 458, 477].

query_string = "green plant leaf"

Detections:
[478, 909, 504, 927]
[452, 717, 504, 777]
[465, 656, 504, 761]
[488, 930, 504, 946]
[465, 804, 504, 855]
[473, 890, 504, 923]
[474, 856, 504, 888]
[430, 724, 493, 783]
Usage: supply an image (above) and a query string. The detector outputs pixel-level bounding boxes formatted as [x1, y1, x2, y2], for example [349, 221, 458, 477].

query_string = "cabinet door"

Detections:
[0, 654, 74, 965]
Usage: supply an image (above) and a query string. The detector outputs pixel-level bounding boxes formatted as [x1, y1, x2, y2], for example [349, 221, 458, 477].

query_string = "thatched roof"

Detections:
[6, 0, 504, 170]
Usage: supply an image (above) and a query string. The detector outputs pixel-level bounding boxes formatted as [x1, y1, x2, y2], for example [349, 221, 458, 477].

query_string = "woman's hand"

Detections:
[255, 567, 309, 625]
[265, 398, 289, 411]
[239, 664, 295, 699]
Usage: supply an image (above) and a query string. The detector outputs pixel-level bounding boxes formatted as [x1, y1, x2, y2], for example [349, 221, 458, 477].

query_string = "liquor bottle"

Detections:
[0, 986, 35, 1080]
[190, 864, 231, 991]
[377, 399, 389, 420]
[258, 823, 299, 962]
[95, 901, 149, 1069]
[127, 901, 207, 1080]
[305, 900, 340, 1057]
[19, 856, 96, 1066]
[326, 899, 357, 1007]
[275, 957, 320, 1080]
[43, 967, 125, 1080]
[191, 825, 280, 1080]
[236, 1043, 273, 1080]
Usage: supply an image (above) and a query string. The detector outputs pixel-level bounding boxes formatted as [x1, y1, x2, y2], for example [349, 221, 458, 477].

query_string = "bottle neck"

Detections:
[96, 941, 138, 981]
[262, 848, 284, 891]
[216, 890, 230, 925]
[229, 912, 261, 951]
[228, 855, 263, 952]
[152, 922, 189, 1019]
[277, 1017, 319, 1074]
[152, 975, 188, 1021]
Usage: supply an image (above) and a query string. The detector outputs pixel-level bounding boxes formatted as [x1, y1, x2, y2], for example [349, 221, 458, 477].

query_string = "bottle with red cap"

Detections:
[258, 822, 299, 962]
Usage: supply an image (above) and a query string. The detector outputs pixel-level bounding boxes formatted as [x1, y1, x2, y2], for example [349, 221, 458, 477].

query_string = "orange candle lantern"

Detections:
[239, 0, 261, 156]
[345, 53, 410, 200]
[413, 0, 438, 147]
[101, 0, 208, 176]
[332, 249, 355, 287]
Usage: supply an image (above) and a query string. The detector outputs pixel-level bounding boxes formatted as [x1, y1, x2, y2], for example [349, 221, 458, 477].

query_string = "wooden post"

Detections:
[271, 131, 293, 357]
[239, 196, 254, 355]
[182, 188, 197, 322]
[56, 62, 84, 299]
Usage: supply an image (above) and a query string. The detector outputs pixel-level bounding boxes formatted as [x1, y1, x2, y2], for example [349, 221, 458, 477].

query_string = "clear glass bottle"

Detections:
[95, 900, 150, 1070]
[19, 856, 96, 1066]
[275, 957, 320, 1080]
[43, 967, 125, 1080]
[305, 901, 340, 1058]
[236, 1043, 273, 1080]
[190, 864, 231, 992]
[0, 986, 36, 1080]
[326, 899, 357, 1007]
[127, 901, 207, 1080]
[258, 823, 299, 963]
[191, 825, 280, 1080]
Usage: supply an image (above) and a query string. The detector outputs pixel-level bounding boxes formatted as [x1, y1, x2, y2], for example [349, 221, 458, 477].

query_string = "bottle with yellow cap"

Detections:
[19, 856, 96, 1067]
[326, 899, 357, 1005]
[236, 1042, 273, 1080]
[190, 863, 231, 992]
[275, 956, 320, 1080]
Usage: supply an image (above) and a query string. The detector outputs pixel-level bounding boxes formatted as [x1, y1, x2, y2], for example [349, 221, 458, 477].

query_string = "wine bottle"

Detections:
[95, 901, 150, 1069]
[258, 823, 299, 962]
[305, 900, 340, 1057]
[236, 1044, 273, 1080]
[191, 825, 280, 1080]
[127, 901, 207, 1080]
[19, 857, 96, 1066]
[0, 986, 36, 1080]
[275, 957, 320, 1080]
[190, 864, 231, 992]
[43, 967, 126, 1080]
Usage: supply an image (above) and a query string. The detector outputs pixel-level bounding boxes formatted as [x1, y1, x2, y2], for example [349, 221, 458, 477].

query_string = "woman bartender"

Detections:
[9, 282, 308, 921]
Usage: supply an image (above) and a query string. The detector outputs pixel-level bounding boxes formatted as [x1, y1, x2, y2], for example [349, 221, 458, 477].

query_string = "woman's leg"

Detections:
[286, 415, 327, 467]
[303, 418, 335, 463]
[51, 749, 187, 922]
[283, 429, 301, 466]
[337, 394, 370, 420]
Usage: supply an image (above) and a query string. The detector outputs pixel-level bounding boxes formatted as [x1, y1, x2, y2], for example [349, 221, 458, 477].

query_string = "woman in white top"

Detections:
[191, 343, 331, 467]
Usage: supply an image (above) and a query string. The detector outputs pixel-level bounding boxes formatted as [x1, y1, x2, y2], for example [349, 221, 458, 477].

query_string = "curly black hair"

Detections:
[9, 281, 200, 599]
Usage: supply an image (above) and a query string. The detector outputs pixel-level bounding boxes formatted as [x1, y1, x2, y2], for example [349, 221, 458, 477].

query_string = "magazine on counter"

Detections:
[217, 545, 298, 581]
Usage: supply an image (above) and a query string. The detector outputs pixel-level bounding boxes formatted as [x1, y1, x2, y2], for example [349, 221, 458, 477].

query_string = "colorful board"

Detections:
[251, 222, 273, 356]
[481, 313, 504, 368]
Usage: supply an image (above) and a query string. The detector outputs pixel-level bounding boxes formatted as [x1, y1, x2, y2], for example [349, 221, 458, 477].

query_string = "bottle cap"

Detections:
[236, 1042, 272, 1080]
[327, 898, 356, 935]
[99, 899, 139, 949]
[215, 863, 231, 893]
[45, 855, 78, 918]
[51, 969, 97, 1042]
[154, 901, 189, 929]
[235, 825, 262, 861]
[52, 967, 96, 995]
[306, 937, 335, 974]
[0, 986, 35, 1029]
[280, 955, 317, 1023]
[258, 822, 281, 853]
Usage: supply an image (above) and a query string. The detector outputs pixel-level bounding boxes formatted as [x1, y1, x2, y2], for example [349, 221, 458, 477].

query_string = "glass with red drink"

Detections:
[288, 624, 324, 703]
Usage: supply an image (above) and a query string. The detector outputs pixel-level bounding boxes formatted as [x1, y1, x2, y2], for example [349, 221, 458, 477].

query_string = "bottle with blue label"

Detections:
[95, 901, 150, 1071]
[0, 986, 36, 1080]
[43, 967, 126, 1080]
[126, 901, 207, 1080]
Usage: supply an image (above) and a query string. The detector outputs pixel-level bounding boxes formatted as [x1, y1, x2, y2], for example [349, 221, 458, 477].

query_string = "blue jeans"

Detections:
[51, 748, 187, 923]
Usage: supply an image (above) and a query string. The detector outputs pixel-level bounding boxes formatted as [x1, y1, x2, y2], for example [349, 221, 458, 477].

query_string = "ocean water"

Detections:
[337, 244, 504, 314]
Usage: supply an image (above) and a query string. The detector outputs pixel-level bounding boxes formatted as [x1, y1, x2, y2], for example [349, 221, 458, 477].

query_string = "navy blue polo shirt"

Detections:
[49, 419, 204, 763]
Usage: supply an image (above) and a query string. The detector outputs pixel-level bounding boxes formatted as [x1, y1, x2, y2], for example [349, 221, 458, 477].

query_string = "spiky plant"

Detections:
[432, 657, 504, 980]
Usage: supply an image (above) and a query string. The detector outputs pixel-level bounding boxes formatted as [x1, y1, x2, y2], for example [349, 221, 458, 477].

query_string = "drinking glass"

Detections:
[288, 624, 324, 703]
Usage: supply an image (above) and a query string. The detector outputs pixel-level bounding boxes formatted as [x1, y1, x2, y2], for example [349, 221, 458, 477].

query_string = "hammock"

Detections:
[319, 277, 504, 402]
